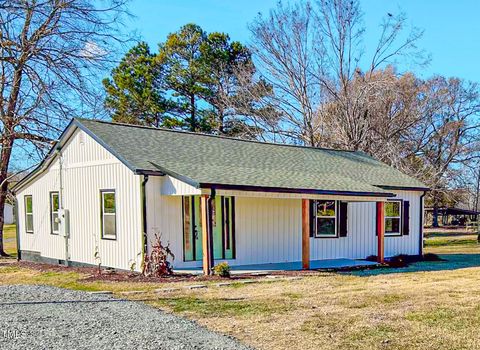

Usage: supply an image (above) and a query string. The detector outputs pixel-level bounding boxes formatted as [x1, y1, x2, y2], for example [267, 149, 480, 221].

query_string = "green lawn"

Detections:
[3, 224, 17, 257]
[425, 230, 479, 254]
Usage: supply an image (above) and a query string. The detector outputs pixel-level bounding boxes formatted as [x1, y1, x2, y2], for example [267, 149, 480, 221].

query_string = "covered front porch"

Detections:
[147, 175, 417, 276]
[179, 188, 390, 275]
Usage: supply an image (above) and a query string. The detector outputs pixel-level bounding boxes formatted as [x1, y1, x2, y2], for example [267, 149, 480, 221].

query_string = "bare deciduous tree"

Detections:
[0, 0, 129, 255]
[249, 0, 427, 146]
[249, 1, 324, 145]
[409, 77, 480, 226]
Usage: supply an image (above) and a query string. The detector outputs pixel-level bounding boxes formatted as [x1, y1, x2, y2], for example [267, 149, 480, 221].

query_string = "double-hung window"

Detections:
[101, 190, 116, 239]
[313, 200, 337, 237]
[385, 200, 402, 236]
[50, 192, 60, 234]
[24, 195, 33, 234]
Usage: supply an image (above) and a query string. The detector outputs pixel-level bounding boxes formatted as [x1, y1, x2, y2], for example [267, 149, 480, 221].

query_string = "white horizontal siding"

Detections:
[16, 129, 143, 271]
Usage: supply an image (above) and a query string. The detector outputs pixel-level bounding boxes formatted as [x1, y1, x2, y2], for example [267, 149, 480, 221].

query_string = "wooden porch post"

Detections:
[302, 199, 310, 269]
[201, 195, 213, 275]
[376, 201, 385, 264]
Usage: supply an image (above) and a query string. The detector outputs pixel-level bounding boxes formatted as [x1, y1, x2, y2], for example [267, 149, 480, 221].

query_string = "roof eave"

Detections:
[199, 183, 396, 198]
[378, 185, 430, 192]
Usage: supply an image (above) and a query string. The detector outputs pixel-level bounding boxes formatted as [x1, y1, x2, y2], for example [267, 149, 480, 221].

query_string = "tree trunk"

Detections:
[474, 167, 480, 211]
[190, 94, 196, 131]
[432, 194, 439, 228]
[0, 133, 15, 256]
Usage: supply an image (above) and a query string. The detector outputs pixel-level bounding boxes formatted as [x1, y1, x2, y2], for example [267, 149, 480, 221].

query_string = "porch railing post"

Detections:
[302, 199, 310, 269]
[201, 194, 213, 275]
[376, 201, 385, 263]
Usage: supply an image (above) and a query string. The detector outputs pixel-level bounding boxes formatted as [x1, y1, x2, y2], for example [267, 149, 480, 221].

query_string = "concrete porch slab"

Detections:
[174, 258, 379, 275]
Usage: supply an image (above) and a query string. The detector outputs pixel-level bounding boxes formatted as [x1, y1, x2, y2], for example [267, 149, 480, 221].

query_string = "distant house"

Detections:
[4, 203, 14, 225]
[13, 119, 428, 273]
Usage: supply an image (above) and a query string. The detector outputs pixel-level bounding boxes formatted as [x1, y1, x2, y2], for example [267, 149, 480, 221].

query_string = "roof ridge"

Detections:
[75, 118, 361, 154]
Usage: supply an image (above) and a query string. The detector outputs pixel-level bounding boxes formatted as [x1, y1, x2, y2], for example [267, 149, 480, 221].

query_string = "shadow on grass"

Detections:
[349, 254, 480, 277]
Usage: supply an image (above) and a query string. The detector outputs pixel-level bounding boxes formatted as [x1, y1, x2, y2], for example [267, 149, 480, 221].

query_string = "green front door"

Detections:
[182, 196, 235, 261]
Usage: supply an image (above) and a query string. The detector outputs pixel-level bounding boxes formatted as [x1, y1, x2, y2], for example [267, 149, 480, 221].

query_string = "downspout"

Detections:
[419, 191, 426, 256]
[56, 147, 69, 266]
[14, 197, 20, 260]
[141, 175, 149, 264]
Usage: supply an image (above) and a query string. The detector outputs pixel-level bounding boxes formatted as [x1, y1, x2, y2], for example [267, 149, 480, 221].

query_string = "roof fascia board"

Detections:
[378, 185, 430, 192]
[199, 183, 395, 198]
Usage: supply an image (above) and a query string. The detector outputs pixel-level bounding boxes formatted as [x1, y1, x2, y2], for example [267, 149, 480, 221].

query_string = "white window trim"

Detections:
[50, 192, 59, 235]
[385, 200, 402, 236]
[24, 195, 33, 234]
[101, 190, 117, 240]
[314, 200, 337, 238]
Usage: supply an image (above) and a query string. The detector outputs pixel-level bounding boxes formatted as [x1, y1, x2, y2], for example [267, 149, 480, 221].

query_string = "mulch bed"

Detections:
[3, 258, 424, 283]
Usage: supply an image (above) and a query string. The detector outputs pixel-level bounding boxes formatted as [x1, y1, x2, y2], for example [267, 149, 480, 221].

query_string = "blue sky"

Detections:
[125, 0, 480, 81]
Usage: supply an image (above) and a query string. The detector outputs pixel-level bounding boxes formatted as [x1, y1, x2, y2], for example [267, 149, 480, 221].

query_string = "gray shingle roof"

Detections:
[74, 119, 427, 197]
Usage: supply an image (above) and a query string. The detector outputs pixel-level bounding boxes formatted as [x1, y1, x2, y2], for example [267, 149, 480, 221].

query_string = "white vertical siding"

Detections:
[145, 176, 187, 266]
[160, 175, 201, 195]
[234, 197, 302, 265]
[16, 129, 143, 271]
[384, 190, 422, 256]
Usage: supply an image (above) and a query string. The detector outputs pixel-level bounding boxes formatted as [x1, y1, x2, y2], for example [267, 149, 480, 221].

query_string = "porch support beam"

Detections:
[302, 199, 310, 269]
[201, 195, 214, 275]
[376, 201, 385, 263]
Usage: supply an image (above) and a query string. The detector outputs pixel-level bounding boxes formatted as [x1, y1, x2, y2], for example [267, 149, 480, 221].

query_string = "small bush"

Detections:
[386, 254, 408, 268]
[142, 234, 175, 277]
[423, 253, 443, 261]
[213, 262, 231, 278]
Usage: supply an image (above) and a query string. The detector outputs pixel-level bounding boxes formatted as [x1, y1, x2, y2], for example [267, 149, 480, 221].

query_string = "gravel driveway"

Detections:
[0, 285, 251, 350]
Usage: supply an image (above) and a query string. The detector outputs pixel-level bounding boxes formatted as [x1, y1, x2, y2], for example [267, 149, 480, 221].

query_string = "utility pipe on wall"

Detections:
[56, 147, 69, 266]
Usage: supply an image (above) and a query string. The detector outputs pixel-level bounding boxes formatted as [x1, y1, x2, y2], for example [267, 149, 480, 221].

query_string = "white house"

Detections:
[13, 119, 428, 274]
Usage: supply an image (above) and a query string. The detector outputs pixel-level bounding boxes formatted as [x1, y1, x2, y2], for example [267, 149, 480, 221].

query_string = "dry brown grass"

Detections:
[1, 225, 480, 350]
[149, 261, 480, 350]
